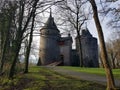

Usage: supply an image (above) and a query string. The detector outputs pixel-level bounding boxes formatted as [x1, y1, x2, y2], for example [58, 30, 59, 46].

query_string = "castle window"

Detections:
[58, 41, 64, 45]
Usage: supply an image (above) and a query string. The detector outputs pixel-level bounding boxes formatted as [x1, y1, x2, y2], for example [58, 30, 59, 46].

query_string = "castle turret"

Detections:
[76, 28, 99, 67]
[39, 12, 60, 65]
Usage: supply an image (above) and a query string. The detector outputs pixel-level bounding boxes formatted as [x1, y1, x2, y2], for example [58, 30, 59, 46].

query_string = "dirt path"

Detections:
[46, 66, 120, 87]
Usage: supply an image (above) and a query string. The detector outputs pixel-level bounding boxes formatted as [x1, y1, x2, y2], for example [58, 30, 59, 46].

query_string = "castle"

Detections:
[39, 12, 99, 67]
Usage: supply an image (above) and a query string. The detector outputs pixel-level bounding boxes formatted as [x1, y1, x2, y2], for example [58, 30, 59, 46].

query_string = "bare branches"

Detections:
[98, 0, 120, 29]
[56, 0, 88, 32]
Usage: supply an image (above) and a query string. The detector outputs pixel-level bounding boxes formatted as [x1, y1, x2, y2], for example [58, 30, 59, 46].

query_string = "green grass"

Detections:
[0, 66, 105, 90]
[60, 66, 120, 79]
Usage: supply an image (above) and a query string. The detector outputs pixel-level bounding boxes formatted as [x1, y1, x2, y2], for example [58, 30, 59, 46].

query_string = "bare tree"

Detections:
[0, 0, 65, 78]
[24, 5, 37, 73]
[106, 31, 120, 68]
[9, 0, 39, 79]
[106, 41, 117, 69]
[0, 1, 17, 73]
[23, 0, 64, 72]
[56, 0, 89, 67]
[89, 0, 116, 89]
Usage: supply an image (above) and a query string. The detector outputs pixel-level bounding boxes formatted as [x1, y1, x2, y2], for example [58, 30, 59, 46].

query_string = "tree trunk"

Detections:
[77, 32, 83, 67]
[9, 38, 22, 78]
[111, 51, 118, 69]
[8, 0, 25, 79]
[24, 11, 36, 73]
[111, 53, 116, 69]
[76, 4, 83, 67]
[0, 15, 12, 73]
[89, 0, 116, 90]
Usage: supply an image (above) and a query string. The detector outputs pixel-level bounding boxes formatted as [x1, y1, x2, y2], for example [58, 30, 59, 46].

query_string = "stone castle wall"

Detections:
[76, 29, 99, 67]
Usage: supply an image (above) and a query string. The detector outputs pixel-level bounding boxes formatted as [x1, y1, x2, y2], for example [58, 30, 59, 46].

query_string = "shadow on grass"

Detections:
[0, 66, 106, 90]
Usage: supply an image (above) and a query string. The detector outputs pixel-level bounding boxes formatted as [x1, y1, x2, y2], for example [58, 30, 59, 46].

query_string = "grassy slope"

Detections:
[60, 66, 120, 79]
[0, 66, 105, 90]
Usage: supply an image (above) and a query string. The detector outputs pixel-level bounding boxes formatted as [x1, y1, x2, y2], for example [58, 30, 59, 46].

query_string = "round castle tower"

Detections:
[39, 12, 60, 65]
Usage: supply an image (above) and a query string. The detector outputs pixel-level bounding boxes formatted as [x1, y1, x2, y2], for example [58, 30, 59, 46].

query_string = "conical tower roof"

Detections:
[81, 28, 92, 37]
[41, 11, 59, 31]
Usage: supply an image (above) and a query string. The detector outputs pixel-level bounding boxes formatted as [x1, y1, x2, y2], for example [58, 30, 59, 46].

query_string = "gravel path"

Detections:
[46, 66, 120, 87]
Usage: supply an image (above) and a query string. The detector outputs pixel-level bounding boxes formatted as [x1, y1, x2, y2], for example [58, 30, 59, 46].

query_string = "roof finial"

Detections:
[50, 8, 52, 17]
